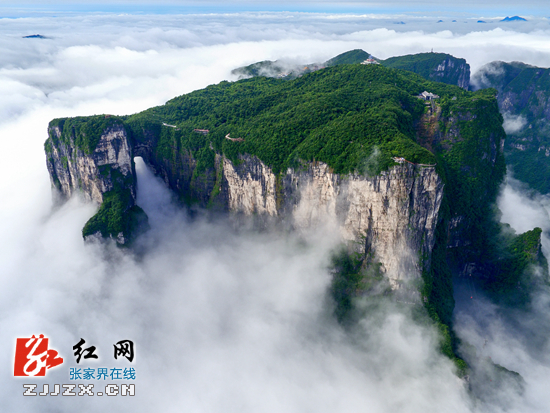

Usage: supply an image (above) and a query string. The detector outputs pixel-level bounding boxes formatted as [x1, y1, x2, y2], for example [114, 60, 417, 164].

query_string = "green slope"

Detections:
[123, 64, 482, 176]
[324, 49, 369, 66]
[231, 49, 370, 80]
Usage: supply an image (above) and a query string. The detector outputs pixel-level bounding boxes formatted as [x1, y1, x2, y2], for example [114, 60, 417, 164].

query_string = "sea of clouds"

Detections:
[1, 11, 550, 412]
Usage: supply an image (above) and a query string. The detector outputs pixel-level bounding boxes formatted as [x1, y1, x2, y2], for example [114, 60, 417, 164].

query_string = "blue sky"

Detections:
[0, 1, 545, 17]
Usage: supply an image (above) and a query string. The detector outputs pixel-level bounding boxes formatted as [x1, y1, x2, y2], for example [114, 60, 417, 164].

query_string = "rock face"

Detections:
[285, 162, 443, 286]
[45, 118, 146, 244]
[46, 123, 135, 204]
[215, 157, 443, 285]
[382, 52, 471, 89]
[433, 57, 470, 90]
[223, 155, 278, 216]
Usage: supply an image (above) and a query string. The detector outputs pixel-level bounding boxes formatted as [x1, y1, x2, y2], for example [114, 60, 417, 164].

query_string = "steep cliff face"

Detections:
[289, 163, 443, 288]
[415, 91, 506, 257]
[222, 155, 278, 216]
[432, 57, 470, 90]
[46, 119, 443, 282]
[382, 52, 470, 89]
[472, 61, 550, 193]
[219, 157, 443, 287]
[46, 123, 132, 203]
[45, 116, 146, 244]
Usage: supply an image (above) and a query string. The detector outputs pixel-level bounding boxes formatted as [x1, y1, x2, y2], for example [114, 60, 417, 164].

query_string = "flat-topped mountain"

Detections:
[45, 61, 546, 374]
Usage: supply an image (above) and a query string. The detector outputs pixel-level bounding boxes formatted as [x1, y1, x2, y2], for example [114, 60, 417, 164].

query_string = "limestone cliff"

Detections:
[382, 52, 471, 89]
[46, 120, 134, 204]
[46, 120, 443, 286]
[45, 116, 146, 244]
[220, 157, 443, 287]
[301, 163, 442, 287]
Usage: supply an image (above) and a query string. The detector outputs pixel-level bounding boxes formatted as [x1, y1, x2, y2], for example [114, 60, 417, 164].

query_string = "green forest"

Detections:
[121, 63, 481, 176]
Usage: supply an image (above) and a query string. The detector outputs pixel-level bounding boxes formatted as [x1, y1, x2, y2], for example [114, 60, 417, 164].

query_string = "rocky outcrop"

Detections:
[46, 122, 135, 204]
[471, 61, 550, 193]
[223, 155, 278, 216]
[45, 118, 146, 244]
[433, 57, 470, 90]
[285, 162, 443, 287]
[382, 52, 471, 90]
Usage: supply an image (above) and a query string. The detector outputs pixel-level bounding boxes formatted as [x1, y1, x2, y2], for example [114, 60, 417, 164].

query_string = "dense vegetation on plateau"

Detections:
[48, 116, 125, 155]
[122, 63, 484, 178]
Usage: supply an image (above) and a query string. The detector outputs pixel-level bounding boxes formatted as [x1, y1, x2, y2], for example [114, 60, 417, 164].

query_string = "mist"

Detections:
[502, 113, 527, 135]
[449, 176, 550, 413]
[1, 9, 550, 412]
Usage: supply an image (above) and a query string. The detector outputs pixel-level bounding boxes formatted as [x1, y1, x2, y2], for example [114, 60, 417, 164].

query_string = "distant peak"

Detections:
[500, 16, 527, 22]
[23, 34, 48, 39]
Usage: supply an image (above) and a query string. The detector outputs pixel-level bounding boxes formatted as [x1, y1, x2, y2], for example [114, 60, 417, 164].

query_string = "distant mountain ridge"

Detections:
[232, 49, 470, 89]
[22, 34, 48, 39]
[500, 16, 527, 22]
[231, 49, 370, 80]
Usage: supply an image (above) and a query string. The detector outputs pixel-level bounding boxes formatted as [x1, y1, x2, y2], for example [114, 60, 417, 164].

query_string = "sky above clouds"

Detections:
[0, 0, 547, 16]
[1, 6, 550, 412]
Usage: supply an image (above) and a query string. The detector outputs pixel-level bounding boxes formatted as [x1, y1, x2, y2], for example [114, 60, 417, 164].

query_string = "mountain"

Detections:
[23, 34, 48, 39]
[500, 16, 527, 22]
[232, 50, 470, 90]
[381, 52, 470, 89]
[324, 49, 370, 66]
[231, 49, 369, 80]
[472, 61, 550, 193]
[45, 62, 546, 372]
[231, 60, 306, 80]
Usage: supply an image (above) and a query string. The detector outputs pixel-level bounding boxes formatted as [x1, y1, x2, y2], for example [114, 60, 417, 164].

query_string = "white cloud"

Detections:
[502, 113, 528, 134]
[498, 176, 550, 257]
